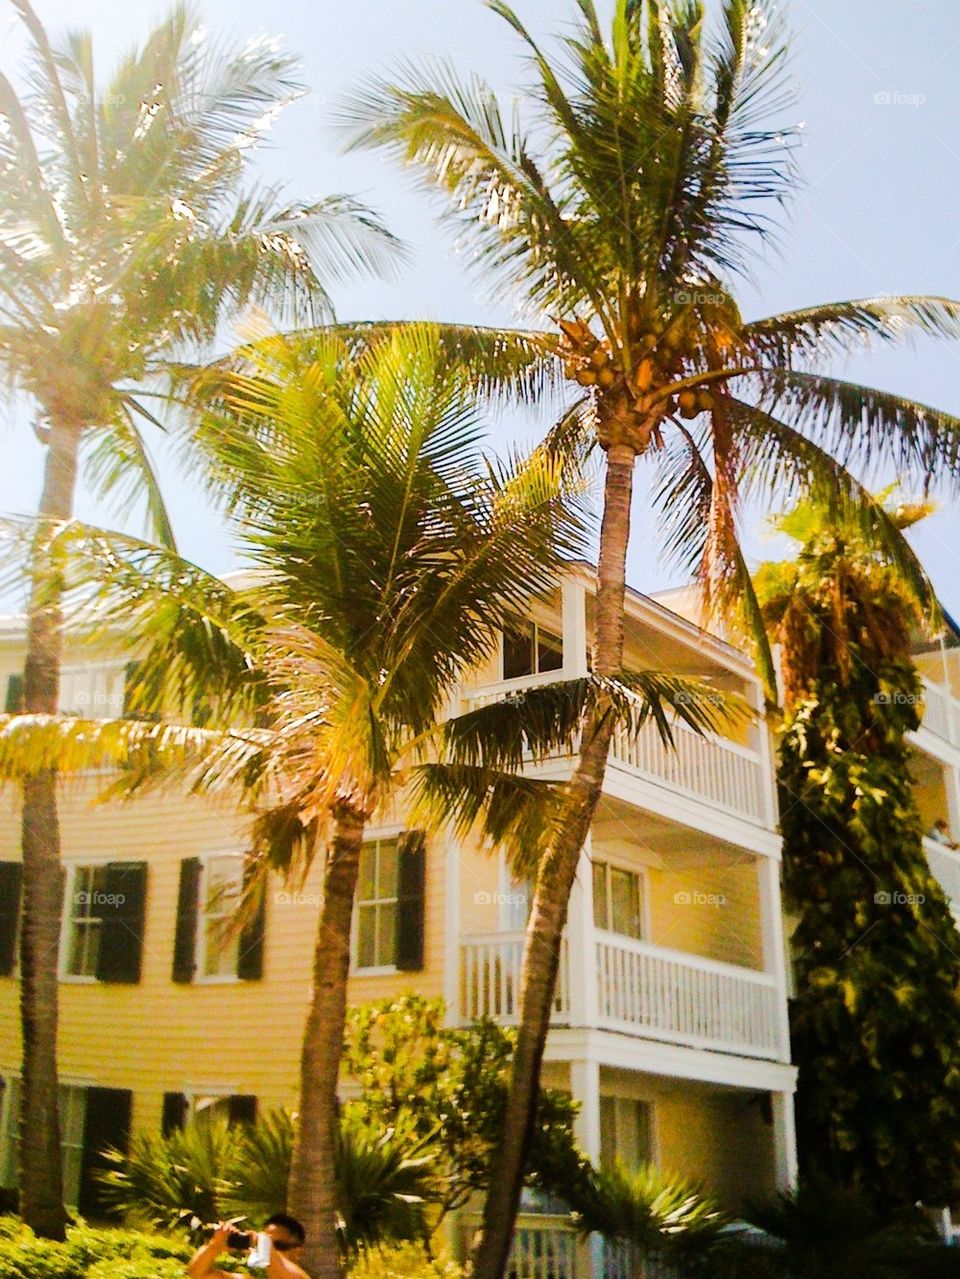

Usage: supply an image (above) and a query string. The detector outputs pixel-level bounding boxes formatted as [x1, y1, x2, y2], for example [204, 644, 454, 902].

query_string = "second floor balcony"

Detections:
[459, 927, 787, 1063]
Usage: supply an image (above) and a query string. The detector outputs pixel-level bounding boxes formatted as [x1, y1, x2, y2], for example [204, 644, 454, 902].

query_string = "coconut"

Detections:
[678, 389, 698, 418]
[597, 366, 617, 389]
[634, 358, 655, 393]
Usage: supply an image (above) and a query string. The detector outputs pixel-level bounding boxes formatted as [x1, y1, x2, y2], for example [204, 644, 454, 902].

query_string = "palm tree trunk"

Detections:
[288, 807, 366, 1279]
[472, 441, 636, 1279]
[18, 415, 82, 1239]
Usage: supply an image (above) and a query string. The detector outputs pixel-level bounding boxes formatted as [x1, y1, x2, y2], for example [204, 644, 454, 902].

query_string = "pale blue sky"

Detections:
[3, 0, 960, 616]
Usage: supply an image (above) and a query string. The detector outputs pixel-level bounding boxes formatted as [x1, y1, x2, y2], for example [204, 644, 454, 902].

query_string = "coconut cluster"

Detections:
[557, 316, 715, 420]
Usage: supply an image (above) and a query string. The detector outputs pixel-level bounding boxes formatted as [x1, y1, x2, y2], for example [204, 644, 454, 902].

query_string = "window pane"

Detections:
[592, 861, 608, 931]
[203, 857, 242, 977]
[610, 868, 642, 938]
[357, 905, 377, 969]
[376, 841, 399, 898]
[503, 622, 535, 680]
[358, 846, 377, 900]
[378, 902, 397, 968]
[536, 628, 563, 673]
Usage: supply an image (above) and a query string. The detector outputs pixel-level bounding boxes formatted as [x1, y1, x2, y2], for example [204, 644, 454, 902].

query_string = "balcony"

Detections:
[459, 931, 785, 1061]
[924, 836, 960, 923]
[919, 677, 960, 748]
[463, 676, 769, 827]
[595, 931, 783, 1060]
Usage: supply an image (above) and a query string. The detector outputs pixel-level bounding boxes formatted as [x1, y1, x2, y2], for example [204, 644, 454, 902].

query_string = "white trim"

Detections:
[543, 1026, 798, 1092]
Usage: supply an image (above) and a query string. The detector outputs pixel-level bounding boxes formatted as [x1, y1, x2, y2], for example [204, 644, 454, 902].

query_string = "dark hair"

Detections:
[264, 1213, 305, 1245]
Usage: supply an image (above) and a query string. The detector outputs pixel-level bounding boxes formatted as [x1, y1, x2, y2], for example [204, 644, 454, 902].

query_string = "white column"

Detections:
[570, 1058, 603, 1279]
[757, 854, 792, 1059]
[771, 1089, 799, 1191]
[565, 836, 598, 1028]
[561, 575, 589, 678]
[443, 827, 461, 1027]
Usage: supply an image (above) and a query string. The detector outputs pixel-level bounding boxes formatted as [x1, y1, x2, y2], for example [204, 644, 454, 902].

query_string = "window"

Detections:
[0, 1077, 86, 1204]
[59, 1085, 86, 1205]
[593, 860, 644, 939]
[199, 855, 244, 979]
[502, 619, 563, 681]
[0, 1075, 17, 1190]
[65, 865, 110, 977]
[355, 838, 399, 970]
[600, 1096, 653, 1171]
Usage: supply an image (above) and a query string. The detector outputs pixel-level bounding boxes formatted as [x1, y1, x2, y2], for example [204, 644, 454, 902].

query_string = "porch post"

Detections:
[566, 835, 598, 1028]
[757, 854, 792, 1059]
[771, 1088, 799, 1191]
[570, 1058, 603, 1279]
[561, 574, 589, 678]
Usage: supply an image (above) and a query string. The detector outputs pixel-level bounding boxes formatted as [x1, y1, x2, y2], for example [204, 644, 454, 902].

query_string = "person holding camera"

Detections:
[187, 1213, 309, 1279]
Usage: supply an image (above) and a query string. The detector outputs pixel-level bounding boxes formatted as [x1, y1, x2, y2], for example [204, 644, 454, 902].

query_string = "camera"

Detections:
[225, 1229, 253, 1251]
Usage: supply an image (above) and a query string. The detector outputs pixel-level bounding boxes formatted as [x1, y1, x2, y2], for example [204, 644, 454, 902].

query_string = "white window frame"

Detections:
[351, 826, 404, 976]
[0, 1074, 91, 1204]
[0, 1072, 19, 1189]
[592, 856, 650, 941]
[182, 1085, 241, 1121]
[500, 617, 564, 682]
[60, 859, 114, 984]
[58, 660, 127, 718]
[196, 852, 245, 985]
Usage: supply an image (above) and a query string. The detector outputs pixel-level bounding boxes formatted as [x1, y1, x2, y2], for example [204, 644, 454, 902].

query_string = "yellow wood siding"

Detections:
[0, 780, 446, 1138]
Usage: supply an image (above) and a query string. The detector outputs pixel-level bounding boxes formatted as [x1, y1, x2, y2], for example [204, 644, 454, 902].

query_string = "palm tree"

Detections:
[0, 324, 579, 1278]
[0, 0, 399, 1237]
[341, 3, 960, 1271]
[0, 323, 718, 1277]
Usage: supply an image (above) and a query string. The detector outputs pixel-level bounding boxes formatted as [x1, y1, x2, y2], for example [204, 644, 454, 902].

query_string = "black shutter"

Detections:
[78, 1087, 132, 1217]
[226, 1094, 257, 1126]
[95, 863, 147, 984]
[237, 867, 265, 982]
[161, 1091, 188, 1136]
[123, 661, 160, 722]
[172, 858, 202, 983]
[395, 830, 426, 972]
[4, 674, 24, 714]
[0, 862, 23, 977]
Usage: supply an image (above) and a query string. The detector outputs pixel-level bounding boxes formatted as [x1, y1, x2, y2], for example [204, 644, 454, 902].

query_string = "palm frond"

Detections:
[753, 368, 960, 491]
[745, 295, 960, 365]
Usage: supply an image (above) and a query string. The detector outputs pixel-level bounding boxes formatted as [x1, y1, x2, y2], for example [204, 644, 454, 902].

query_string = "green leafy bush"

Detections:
[0, 1222, 190, 1279]
[346, 1242, 466, 1278]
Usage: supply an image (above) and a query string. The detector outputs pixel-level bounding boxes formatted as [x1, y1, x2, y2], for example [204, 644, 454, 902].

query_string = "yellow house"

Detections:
[0, 564, 804, 1274]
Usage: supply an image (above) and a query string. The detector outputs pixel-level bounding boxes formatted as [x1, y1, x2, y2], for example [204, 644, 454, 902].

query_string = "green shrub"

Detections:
[347, 1242, 466, 1278]
[85, 1260, 186, 1279]
[0, 1222, 190, 1279]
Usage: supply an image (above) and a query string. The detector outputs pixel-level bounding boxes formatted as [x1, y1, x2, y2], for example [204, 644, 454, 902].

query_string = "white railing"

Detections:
[924, 837, 960, 923]
[920, 676, 960, 746]
[463, 676, 769, 826]
[595, 932, 783, 1059]
[612, 717, 766, 824]
[460, 932, 570, 1024]
[460, 1213, 580, 1279]
[510, 1215, 579, 1279]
